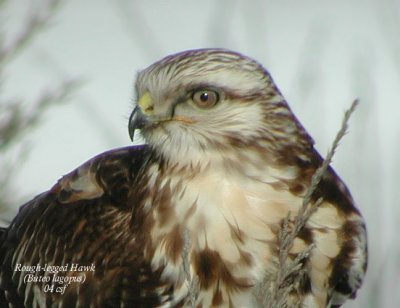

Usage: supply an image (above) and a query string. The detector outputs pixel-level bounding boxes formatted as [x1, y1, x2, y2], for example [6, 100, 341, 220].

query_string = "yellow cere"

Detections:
[138, 92, 154, 115]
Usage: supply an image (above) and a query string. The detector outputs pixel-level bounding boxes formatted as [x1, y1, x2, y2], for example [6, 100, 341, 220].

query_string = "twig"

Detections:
[182, 228, 198, 307]
[261, 100, 359, 307]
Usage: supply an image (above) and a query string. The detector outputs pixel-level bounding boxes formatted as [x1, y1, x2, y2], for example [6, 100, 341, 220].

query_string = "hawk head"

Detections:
[129, 49, 312, 166]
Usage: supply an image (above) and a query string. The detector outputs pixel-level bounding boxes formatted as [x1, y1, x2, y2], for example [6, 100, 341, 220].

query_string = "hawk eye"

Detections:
[192, 89, 219, 108]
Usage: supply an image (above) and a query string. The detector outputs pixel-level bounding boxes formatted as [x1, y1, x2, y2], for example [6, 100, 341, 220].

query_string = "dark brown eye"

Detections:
[192, 89, 219, 108]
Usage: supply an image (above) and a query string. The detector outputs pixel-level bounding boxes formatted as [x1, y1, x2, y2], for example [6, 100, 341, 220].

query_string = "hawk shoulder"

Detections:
[0, 145, 181, 307]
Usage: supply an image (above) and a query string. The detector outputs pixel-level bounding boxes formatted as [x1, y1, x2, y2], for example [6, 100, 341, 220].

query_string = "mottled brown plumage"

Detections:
[0, 49, 367, 307]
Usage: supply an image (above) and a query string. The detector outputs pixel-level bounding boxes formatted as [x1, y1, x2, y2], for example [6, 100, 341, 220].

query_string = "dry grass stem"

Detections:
[260, 99, 359, 307]
[183, 228, 199, 308]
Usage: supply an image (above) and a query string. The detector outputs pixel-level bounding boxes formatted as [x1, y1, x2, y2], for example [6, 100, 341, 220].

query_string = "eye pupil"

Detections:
[200, 92, 209, 102]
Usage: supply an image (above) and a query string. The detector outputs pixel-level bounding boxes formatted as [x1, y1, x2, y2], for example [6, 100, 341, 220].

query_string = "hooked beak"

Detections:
[129, 92, 155, 141]
[128, 106, 148, 141]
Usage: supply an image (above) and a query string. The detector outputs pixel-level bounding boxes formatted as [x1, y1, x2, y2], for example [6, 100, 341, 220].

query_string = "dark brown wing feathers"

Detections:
[0, 145, 177, 307]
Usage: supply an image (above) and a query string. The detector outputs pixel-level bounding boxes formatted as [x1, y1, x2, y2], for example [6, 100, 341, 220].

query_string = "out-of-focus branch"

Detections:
[0, 0, 76, 216]
[256, 100, 359, 307]
[0, 79, 79, 151]
[0, 0, 62, 64]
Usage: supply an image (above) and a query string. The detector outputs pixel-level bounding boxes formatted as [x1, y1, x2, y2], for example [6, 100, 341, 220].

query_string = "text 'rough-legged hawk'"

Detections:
[0, 49, 367, 307]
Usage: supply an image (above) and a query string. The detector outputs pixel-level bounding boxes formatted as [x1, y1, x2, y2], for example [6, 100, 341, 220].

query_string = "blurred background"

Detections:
[0, 0, 398, 307]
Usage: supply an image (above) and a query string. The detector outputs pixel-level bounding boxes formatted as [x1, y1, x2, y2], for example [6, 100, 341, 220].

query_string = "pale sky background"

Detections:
[1, 0, 399, 307]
